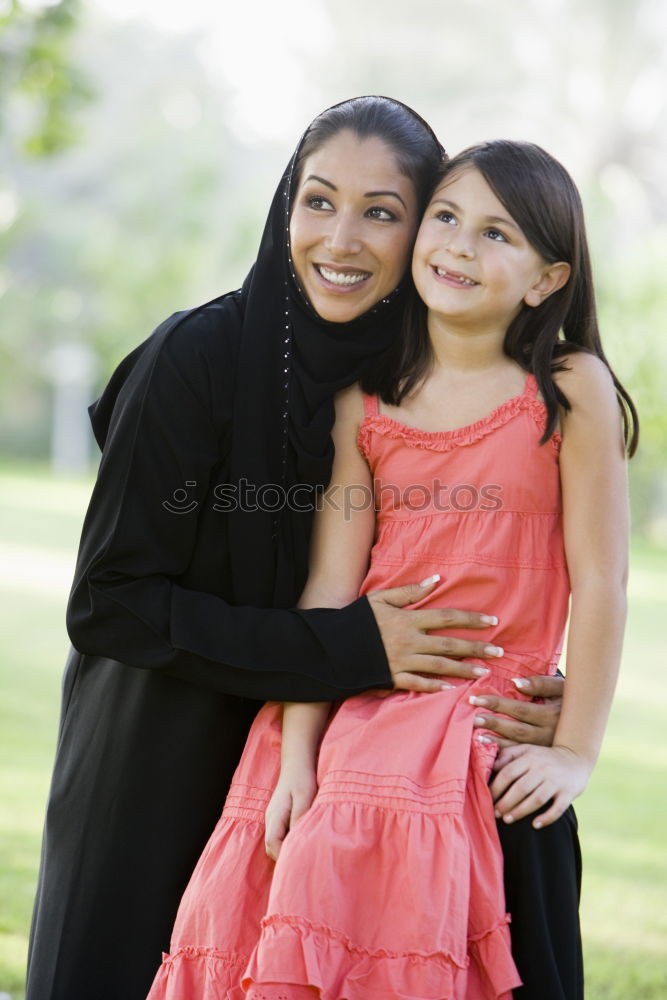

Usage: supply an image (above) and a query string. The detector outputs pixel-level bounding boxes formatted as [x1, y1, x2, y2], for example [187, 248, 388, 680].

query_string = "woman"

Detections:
[26, 98, 573, 1000]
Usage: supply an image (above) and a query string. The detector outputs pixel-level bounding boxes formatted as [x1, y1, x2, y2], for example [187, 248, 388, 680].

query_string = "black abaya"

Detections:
[26, 300, 397, 1000]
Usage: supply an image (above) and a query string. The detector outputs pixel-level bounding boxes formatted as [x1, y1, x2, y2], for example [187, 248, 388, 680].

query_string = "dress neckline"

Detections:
[366, 372, 539, 442]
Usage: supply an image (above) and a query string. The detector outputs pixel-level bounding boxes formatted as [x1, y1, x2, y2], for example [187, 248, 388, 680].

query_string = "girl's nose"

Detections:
[446, 229, 475, 259]
[324, 215, 363, 257]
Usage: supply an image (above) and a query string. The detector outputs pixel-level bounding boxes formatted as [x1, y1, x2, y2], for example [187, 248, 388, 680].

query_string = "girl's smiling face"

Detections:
[289, 130, 419, 323]
[412, 166, 567, 336]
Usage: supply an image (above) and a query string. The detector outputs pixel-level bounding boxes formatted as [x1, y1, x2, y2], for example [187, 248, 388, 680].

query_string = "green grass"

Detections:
[1, 464, 666, 999]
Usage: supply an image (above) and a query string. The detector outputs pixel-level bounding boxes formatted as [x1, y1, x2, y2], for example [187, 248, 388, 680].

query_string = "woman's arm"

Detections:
[68, 305, 502, 702]
[490, 353, 629, 827]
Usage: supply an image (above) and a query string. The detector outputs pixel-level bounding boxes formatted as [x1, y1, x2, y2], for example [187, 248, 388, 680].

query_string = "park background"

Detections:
[1, 0, 666, 997]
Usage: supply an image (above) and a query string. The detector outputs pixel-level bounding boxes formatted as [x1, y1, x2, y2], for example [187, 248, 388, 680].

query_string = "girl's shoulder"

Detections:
[553, 350, 617, 409]
[333, 382, 367, 428]
[553, 351, 623, 445]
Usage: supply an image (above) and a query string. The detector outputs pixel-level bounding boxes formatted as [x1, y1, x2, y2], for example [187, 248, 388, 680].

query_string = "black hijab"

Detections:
[227, 97, 444, 609]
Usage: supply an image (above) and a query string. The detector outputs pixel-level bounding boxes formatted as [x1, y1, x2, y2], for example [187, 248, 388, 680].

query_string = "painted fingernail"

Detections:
[440, 682, 454, 690]
[469, 695, 487, 706]
[481, 615, 498, 625]
[533, 820, 543, 829]
[494, 809, 501, 818]
[512, 677, 529, 689]
[472, 666, 490, 676]
[477, 734, 493, 744]
[504, 814, 514, 824]
[473, 715, 487, 726]
[485, 645, 504, 657]
[419, 574, 441, 587]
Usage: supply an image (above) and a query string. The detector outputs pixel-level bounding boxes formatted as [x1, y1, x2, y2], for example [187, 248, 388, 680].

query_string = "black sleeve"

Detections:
[66, 305, 392, 702]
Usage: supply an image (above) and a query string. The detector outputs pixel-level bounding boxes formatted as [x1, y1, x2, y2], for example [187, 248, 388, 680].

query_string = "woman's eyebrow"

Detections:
[304, 175, 406, 210]
[365, 190, 407, 209]
[305, 174, 336, 190]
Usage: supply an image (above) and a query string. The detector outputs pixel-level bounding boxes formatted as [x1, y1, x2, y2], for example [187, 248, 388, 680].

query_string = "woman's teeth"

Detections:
[435, 267, 477, 286]
[317, 265, 370, 286]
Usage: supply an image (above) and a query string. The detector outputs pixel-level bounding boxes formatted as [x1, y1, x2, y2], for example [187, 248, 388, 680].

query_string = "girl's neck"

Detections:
[426, 310, 507, 374]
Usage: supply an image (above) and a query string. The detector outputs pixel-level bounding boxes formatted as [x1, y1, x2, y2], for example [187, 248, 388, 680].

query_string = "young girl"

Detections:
[147, 141, 637, 1000]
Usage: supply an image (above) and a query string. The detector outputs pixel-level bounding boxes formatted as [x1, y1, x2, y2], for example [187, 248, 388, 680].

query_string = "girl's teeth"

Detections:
[435, 267, 476, 286]
[318, 266, 370, 286]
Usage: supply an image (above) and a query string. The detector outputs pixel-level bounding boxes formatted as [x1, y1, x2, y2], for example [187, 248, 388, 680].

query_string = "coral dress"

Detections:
[147, 374, 569, 1000]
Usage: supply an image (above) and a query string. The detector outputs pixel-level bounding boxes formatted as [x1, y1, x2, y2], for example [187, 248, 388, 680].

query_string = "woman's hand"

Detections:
[264, 764, 318, 862]
[367, 577, 503, 693]
[470, 674, 565, 748]
[489, 743, 592, 829]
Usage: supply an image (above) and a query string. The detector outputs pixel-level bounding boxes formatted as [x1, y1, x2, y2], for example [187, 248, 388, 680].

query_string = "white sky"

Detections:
[88, 0, 335, 142]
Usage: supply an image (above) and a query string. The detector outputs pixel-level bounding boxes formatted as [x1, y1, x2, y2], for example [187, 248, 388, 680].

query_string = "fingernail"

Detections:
[512, 677, 529, 690]
[473, 715, 487, 726]
[469, 695, 487, 706]
[494, 809, 501, 818]
[477, 734, 493, 744]
[440, 682, 454, 690]
[504, 814, 514, 824]
[419, 574, 440, 587]
[472, 666, 490, 676]
[485, 645, 504, 657]
[533, 820, 543, 829]
[481, 615, 498, 625]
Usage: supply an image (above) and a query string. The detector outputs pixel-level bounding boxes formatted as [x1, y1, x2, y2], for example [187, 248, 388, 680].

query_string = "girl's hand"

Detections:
[489, 744, 593, 829]
[264, 765, 318, 862]
[471, 674, 564, 748]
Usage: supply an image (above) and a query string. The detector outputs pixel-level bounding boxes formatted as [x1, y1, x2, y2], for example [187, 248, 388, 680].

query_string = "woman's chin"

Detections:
[307, 287, 386, 324]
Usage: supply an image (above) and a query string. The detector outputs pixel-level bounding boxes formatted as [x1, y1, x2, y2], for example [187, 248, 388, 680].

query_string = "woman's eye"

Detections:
[306, 195, 334, 211]
[485, 228, 508, 242]
[437, 211, 456, 225]
[366, 206, 396, 222]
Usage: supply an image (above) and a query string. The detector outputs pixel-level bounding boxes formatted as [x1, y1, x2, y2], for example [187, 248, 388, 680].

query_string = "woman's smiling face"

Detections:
[289, 129, 419, 323]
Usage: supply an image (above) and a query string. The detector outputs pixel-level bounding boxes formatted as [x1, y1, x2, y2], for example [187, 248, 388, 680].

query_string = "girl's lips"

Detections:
[431, 265, 479, 288]
[314, 263, 372, 291]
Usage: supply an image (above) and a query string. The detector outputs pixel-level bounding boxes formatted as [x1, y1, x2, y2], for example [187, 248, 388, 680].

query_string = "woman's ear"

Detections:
[524, 261, 571, 308]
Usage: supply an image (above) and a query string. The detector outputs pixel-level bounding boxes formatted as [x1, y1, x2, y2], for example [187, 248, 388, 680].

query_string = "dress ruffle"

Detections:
[147, 947, 248, 1000]
[357, 393, 561, 457]
[244, 913, 516, 1000]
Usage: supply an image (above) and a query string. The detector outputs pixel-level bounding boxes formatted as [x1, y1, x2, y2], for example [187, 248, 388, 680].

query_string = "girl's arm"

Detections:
[265, 384, 377, 859]
[490, 352, 629, 828]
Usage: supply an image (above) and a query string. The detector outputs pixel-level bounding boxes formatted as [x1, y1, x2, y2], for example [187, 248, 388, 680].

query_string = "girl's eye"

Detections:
[436, 211, 456, 225]
[485, 228, 508, 242]
[366, 206, 396, 222]
[306, 195, 334, 211]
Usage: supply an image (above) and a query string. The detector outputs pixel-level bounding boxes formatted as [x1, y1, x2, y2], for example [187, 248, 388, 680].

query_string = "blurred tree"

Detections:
[0, 12, 267, 458]
[0, 0, 92, 156]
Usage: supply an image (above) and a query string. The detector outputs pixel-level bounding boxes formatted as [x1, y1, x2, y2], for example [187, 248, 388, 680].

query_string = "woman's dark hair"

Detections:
[292, 96, 446, 215]
[364, 139, 638, 456]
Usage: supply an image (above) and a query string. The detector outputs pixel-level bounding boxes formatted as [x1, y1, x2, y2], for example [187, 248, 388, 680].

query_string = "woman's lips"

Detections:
[314, 263, 372, 290]
[431, 265, 479, 288]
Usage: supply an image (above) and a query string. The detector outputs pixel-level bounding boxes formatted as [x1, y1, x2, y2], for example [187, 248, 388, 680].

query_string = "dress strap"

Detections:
[523, 373, 538, 399]
[362, 392, 379, 418]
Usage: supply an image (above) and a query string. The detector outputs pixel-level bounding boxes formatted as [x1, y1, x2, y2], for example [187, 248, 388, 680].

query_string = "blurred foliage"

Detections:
[0, 0, 665, 535]
[0, 0, 93, 156]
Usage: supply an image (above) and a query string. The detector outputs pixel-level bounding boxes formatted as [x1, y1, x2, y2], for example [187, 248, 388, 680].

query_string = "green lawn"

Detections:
[1, 464, 666, 999]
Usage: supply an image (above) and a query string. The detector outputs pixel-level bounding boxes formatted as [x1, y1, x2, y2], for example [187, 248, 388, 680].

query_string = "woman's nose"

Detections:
[324, 214, 363, 256]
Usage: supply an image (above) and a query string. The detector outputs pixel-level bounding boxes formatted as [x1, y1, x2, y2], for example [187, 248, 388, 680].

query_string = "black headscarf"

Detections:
[227, 97, 444, 608]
